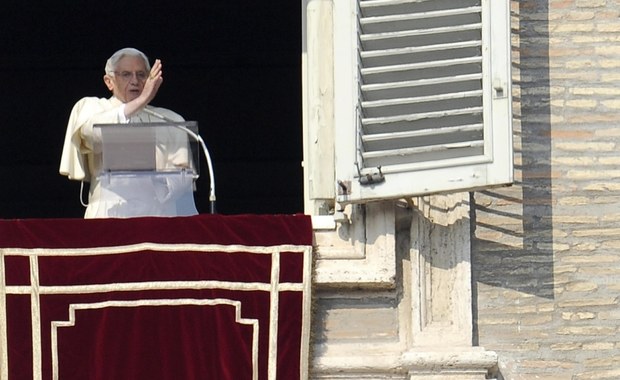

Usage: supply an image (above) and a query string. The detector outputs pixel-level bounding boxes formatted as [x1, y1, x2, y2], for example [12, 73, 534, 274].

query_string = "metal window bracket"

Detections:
[357, 165, 385, 186]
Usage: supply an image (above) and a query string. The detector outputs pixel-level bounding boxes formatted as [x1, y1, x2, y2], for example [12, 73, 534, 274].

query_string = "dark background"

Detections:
[0, 1, 303, 219]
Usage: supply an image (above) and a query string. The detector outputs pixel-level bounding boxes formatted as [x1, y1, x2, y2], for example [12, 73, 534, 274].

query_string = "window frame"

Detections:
[302, 0, 512, 288]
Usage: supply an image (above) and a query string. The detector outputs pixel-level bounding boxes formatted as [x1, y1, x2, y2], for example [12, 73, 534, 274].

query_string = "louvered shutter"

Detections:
[334, 0, 512, 204]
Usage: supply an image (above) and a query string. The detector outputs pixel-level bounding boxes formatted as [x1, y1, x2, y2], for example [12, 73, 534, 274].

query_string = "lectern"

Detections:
[92, 122, 200, 218]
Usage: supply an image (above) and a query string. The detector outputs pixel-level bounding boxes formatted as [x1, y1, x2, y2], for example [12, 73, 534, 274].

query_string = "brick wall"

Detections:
[472, 0, 620, 379]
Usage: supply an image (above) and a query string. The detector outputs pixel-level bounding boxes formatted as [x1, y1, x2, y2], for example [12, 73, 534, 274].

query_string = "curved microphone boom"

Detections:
[143, 108, 216, 214]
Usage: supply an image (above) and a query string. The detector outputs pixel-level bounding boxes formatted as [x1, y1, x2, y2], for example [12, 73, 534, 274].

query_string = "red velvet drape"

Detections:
[0, 214, 312, 380]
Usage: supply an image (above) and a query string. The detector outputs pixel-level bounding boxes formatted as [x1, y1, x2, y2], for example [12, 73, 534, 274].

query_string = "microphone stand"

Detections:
[143, 108, 216, 213]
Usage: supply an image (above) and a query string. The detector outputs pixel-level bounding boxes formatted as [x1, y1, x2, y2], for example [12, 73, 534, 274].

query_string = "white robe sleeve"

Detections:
[59, 97, 122, 181]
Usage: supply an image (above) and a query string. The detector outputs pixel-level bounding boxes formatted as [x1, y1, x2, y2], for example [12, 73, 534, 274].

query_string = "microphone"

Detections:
[142, 108, 217, 214]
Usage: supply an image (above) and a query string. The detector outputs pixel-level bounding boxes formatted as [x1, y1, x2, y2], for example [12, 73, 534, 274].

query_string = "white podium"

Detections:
[92, 122, 200, 218]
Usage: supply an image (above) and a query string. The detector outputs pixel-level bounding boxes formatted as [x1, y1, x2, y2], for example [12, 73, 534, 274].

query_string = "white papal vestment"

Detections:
[59, 96, 198, 218]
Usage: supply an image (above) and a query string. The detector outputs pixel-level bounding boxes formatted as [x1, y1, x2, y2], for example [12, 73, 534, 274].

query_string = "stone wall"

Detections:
[472, 0, 620, 378]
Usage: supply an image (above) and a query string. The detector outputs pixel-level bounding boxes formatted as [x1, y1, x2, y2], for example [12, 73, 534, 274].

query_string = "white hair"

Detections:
[104, 47, 150, 74]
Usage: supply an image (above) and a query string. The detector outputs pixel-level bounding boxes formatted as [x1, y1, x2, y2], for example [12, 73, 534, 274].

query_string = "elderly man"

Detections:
[60, 47, 197, 218]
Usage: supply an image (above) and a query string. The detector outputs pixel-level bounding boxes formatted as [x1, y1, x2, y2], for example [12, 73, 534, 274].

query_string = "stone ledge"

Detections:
[402, 348, 498, 371]
[311, 343, 497, 378]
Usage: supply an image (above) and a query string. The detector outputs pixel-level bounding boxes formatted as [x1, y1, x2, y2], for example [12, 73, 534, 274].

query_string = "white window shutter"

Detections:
[334, 0, 513, 204]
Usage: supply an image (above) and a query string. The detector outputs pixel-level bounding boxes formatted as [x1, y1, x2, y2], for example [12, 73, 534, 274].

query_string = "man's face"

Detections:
[104, 56, 148, 103]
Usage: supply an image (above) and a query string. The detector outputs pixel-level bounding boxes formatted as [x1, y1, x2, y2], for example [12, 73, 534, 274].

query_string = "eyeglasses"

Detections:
[112, 71, 148, 82]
